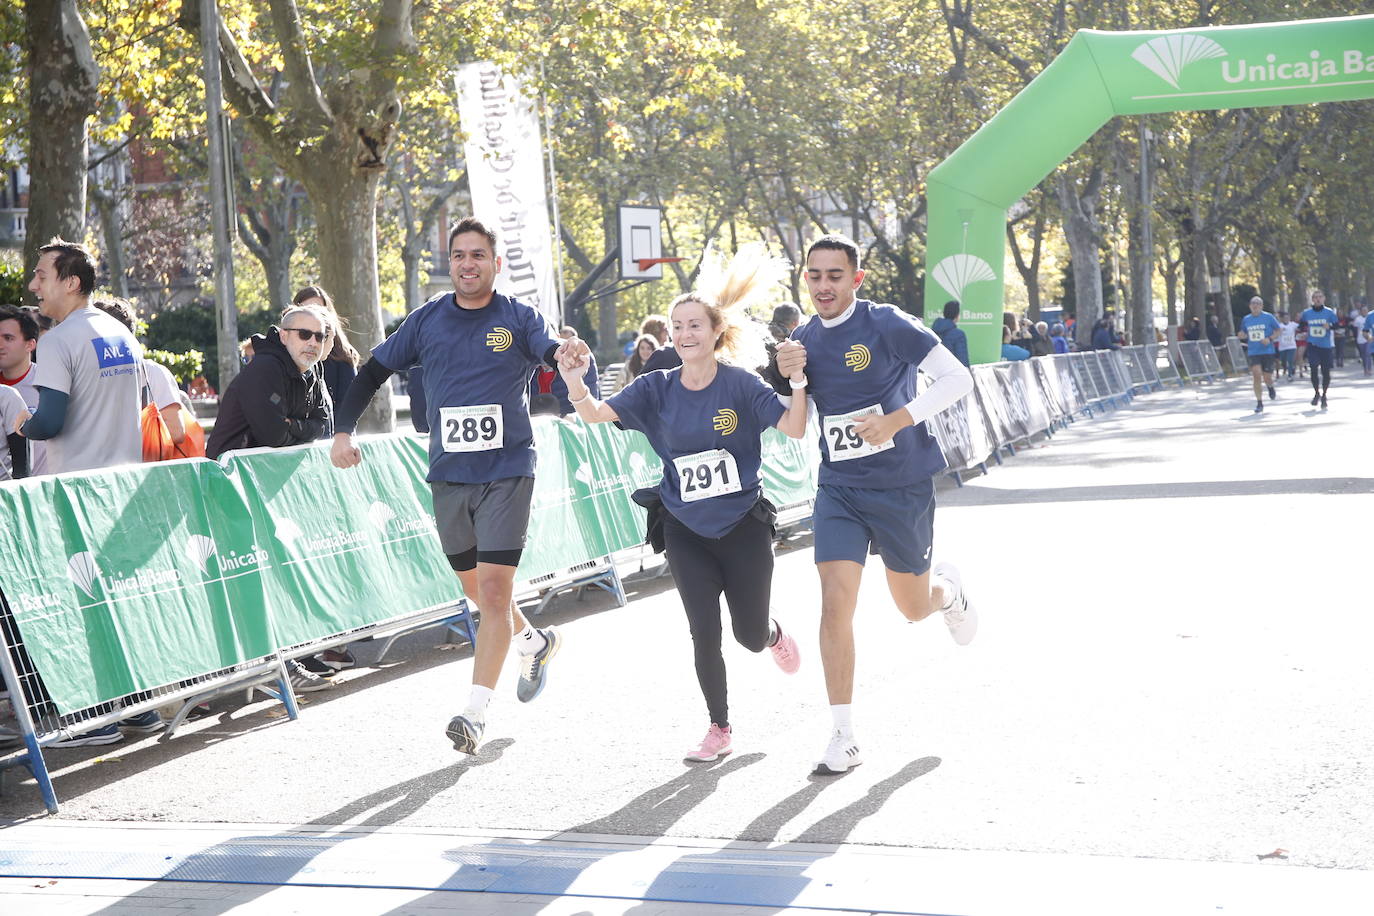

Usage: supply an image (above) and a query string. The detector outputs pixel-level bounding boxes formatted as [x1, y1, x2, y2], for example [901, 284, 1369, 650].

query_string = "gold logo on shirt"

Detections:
[712, 409, 738, 435]
[486, 327, 513, 352]
[844, 344, 871, 372]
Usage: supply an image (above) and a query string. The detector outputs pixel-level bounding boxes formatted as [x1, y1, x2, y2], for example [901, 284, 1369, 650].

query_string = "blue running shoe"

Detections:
[52, 723, 123, 748]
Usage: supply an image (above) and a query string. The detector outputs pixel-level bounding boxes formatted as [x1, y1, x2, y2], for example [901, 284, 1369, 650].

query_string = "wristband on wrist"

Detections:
[570, 391, 593, 404]
[789, 376, 808, 389]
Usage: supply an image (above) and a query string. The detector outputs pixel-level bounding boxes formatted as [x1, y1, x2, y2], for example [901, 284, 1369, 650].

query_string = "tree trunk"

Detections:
[306, 166, 392, 431]
[22, 0, 99, 289]
[91, 150, 130, 298]
[1205, 234, 1234, 337]
[1258, 249, 1277, 309]
[1127, 210, 1150, 346]
[1056, 173, 1103, 350]
[1282, 257, 1305, 314]
[1163, 261, 1178, 327]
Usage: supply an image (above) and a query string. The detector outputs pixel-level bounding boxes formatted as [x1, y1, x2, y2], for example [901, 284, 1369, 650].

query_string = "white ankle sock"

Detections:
[514, 625, 547, 656]
[830, 704, 853, 734]
[463, 685, 494, 724]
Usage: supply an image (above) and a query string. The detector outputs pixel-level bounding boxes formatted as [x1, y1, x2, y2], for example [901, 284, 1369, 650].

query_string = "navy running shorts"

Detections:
[813, 479, 935, 575]
[1247, 353, 1275, 372]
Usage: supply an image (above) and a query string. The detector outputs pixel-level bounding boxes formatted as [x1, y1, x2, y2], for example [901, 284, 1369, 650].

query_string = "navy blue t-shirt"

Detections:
[372, 292, 559, 483]
[792, 299, 947, 488]
[608, 364, 785, 538]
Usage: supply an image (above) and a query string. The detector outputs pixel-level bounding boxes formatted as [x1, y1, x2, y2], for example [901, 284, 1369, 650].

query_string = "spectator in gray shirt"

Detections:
[14, 239, 141, 473]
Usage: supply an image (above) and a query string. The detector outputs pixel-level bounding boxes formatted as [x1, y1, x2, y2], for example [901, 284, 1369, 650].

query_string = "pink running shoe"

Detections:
[769, 622, 801, 674]
[684, 724, 733, 762]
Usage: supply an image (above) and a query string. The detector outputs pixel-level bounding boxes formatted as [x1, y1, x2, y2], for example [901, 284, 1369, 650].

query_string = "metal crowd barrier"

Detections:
[1177, 340, 1225, 382]
[1147, 343, 1185, 387]
[1223, 338, 1248, 374]
[1118, 346, 1163, 393]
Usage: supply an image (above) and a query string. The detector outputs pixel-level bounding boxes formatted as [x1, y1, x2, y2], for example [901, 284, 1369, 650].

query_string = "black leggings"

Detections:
[663, 511, 775, 728]
[1309, 348, 1333, 393]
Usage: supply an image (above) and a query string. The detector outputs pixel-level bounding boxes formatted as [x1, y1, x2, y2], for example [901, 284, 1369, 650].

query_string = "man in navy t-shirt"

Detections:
[1299, 290, 1338, 409]
[331, 216, 588, 755]
[1238, 296, 1281, 413]
[776, 234, 977, 776]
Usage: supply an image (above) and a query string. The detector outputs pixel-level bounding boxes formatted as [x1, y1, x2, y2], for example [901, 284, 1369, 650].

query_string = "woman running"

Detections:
[558, 245, 809, 762]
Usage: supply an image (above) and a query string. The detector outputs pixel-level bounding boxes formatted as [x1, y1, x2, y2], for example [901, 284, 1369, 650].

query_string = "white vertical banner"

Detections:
[455, 62, 560, 324]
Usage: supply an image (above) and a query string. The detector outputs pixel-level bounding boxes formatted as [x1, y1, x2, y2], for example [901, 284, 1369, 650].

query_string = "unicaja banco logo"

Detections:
[367, 501, 396, 531]
[185, 535, 217, 575]
[486, 327, 513, 352]
[711, 409, 738, 435]
[1131, 35, 1227, 89]
[844, 344, 871, 372]
[67, 551, 101, 598]
[931, 254, 996, 302]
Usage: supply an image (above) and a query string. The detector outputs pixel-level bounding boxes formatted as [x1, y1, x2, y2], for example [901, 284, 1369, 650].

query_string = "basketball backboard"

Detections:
[619, 205, 664, 279]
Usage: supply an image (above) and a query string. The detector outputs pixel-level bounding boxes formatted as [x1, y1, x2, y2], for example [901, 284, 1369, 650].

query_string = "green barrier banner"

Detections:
[220, 437, 459, 649]
[0, 420, 823, 715]
[923, 14, 1374, 364]
[0, 461, 274, 713]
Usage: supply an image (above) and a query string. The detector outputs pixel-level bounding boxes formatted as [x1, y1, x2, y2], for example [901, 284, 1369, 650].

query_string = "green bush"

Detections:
[144, 303, 276, 389]
[0, 262, 25, 305]
[145, 348, 204, 385]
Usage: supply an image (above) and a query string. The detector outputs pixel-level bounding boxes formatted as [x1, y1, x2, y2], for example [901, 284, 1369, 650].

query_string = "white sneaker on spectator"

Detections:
[934, 561, 978, 646]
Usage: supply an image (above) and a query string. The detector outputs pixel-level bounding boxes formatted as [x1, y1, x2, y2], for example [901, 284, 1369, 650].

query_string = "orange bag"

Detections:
[171, 407, 207, 459]
[141, 403, 175, 462]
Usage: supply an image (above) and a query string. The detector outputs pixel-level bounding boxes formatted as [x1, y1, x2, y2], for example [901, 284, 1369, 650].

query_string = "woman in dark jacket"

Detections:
[206, 306, 334, 460]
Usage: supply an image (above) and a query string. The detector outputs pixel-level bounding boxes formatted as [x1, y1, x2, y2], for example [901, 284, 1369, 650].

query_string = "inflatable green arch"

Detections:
[923, 14, 1374, 363]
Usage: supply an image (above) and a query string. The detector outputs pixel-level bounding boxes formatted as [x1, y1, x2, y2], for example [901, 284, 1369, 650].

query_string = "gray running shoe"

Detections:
[286, 660, 335, 693]
[516, 626, 562, 703]
[446, 714, 483, 755]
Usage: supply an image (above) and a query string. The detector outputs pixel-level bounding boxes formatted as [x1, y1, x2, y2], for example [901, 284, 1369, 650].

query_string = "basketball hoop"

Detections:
[635, 257, 684, 271]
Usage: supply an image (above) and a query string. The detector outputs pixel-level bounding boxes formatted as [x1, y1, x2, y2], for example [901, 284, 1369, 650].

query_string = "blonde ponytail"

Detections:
[672, 241, 790, 369]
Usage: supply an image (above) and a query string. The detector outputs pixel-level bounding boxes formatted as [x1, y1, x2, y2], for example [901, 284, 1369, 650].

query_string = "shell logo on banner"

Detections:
[931, 254, 997, 302]
[185, 535, 217, 575]
[1131, 35, 1227, 89]
[712, 409, 738, 435]
[67, 552, 101, 599]
[486, 327, 513, 352]
[844, 344, 871, 372]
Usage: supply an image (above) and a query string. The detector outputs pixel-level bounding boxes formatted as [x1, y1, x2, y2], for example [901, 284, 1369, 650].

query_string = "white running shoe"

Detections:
[813, 728, 862, 776]
[934, 561, 978, 646]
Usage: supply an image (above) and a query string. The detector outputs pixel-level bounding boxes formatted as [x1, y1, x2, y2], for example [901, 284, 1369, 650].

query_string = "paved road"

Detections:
[2, 364, 1371, 912]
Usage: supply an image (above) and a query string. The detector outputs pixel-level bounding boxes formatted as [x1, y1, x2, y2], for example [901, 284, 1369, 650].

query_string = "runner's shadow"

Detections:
[86, 739, 514, 916]
[622, 755, 942, 914]
[570, 751, 768, 837]
[373, 753, 768, 913]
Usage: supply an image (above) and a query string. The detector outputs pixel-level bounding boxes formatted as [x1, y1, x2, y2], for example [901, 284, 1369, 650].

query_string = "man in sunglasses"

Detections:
[206, 305, 333, 460]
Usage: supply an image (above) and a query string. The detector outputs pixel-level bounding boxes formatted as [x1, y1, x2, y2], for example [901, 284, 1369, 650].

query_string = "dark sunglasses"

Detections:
[282, 327, 327, 343]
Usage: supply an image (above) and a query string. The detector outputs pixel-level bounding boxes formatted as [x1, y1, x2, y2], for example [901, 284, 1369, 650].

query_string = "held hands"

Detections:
[13, 409, 30, 436]
[330, 432, 362, 469]
[555, 336, 591, 372]
[775, 340, 807, 381]
[852, 410, 911, 446]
